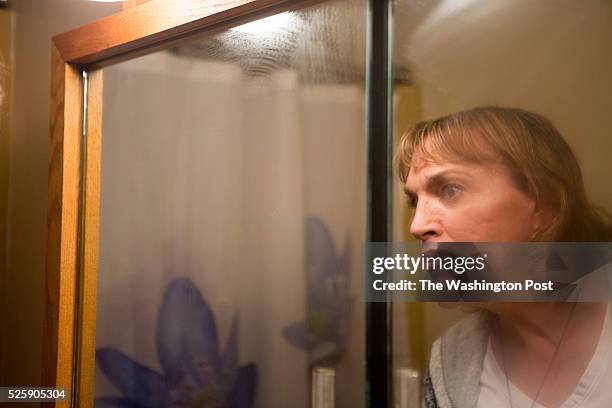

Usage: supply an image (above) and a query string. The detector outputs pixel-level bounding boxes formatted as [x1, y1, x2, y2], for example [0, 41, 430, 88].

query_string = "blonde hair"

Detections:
[395, 106, 612, 241]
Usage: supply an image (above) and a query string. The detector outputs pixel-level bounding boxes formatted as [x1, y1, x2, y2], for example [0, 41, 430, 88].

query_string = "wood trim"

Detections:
[43, 44, 83, 407]
[53, 0, 298, 67]
[122, 0, 152, 11]
[74, 69, 103, 408]
[45, 1, 308, 405]
[0, 9, 12, 384]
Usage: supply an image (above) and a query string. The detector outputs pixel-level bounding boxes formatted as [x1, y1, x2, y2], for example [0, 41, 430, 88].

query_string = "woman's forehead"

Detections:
[408, 159, 473, 179]
[409, 136, 502, 171]
[406, 155, 510, 188]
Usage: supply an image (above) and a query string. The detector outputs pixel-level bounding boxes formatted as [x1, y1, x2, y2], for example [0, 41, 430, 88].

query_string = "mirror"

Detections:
[392, 1, 612, 407]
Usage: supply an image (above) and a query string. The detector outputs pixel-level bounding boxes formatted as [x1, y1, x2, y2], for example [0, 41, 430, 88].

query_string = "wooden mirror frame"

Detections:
[44, 1, 327, 406]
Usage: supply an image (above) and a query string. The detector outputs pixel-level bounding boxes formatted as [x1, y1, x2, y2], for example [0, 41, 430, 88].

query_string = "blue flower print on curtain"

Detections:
[95, 277, 257, 408]
[282, 216, 353, 365]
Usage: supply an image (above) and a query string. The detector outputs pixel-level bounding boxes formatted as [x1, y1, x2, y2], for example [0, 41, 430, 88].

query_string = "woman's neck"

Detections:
[487, 302, 608, 406]
[493, 302, 579, 348]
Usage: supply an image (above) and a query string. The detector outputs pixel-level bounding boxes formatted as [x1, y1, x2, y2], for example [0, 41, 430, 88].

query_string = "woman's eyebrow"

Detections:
[403, 169, 467, 197]
[426, 172, 452, 190]
[403, 186, 417, 200]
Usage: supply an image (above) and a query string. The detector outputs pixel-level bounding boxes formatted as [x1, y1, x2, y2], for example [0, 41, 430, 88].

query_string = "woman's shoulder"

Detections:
[428, 310, 491, 408]
[431, 309, 490, 352]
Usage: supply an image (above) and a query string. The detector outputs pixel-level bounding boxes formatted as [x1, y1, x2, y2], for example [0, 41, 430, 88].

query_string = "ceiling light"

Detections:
[230, 12, 293, 35]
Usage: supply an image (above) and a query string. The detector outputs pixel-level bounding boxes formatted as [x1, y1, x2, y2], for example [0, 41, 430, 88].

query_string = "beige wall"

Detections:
[407, 0, 612, 211]
[0, 0, 119, 388]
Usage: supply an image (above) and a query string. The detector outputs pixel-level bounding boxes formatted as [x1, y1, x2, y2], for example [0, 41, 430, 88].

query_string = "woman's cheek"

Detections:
[461, 198, 534, 241]
[441, 206, 492, 241]
[443, 200, 524, 242]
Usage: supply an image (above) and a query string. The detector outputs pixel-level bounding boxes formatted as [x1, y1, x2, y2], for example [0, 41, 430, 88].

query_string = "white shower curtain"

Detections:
[95, 50, 365, 408]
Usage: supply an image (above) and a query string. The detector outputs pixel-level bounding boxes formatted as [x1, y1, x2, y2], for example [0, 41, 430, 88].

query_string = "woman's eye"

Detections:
[408, 196, 417, 208]
[440, 184, 462, 200]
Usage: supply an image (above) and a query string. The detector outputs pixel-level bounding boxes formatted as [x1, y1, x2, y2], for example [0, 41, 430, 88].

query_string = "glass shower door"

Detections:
[92, 1, 368, 407]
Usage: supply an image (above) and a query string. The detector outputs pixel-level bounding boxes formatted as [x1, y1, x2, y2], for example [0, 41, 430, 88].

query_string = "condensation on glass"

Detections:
[93, 1, 367, 407]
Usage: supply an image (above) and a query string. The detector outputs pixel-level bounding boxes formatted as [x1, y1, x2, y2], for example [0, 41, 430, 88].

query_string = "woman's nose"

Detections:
[410, 200, 442, 241]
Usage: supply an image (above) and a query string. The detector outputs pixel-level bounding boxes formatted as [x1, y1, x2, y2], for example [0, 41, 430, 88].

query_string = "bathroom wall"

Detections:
[0, 0, 120, 390]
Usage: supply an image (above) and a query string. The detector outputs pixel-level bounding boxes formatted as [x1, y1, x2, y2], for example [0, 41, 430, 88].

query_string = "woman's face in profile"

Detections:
[404, 147, 546, 243]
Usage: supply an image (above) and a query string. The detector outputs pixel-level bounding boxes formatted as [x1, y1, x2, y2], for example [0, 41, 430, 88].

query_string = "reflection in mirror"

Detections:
[392, 1, 612, 407]
[93, 1, 366, 407]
